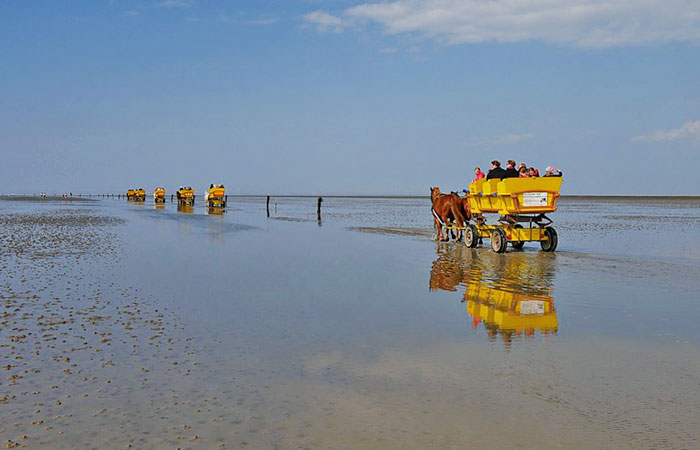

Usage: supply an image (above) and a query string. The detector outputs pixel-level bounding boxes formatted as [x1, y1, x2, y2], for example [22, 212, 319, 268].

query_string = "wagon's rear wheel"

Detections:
[511, 224, 525, 250]
[465, 225, 479, 248]
[491, 228, 508, 253]
[540, 227, 558, 252]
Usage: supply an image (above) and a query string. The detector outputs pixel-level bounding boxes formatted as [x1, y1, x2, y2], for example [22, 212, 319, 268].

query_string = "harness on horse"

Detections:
[431, 207, 447, 228]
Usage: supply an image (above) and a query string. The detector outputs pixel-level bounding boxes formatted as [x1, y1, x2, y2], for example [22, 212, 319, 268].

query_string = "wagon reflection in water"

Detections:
[429, 244, 558, 346]
[177, 203, 194, 214]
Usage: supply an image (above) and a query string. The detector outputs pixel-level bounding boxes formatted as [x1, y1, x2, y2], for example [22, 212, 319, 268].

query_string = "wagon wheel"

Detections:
[540, 227, 558, 252]
[511, 224, 525, 250]
[491, 228, 508, 253]
[465, 224, 480, 248]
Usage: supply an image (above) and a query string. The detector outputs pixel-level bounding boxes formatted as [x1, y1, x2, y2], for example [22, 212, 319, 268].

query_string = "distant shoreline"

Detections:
[0, 195, 95, 201]
[230, 194, 700, 200]
[2, 194, 698, 200]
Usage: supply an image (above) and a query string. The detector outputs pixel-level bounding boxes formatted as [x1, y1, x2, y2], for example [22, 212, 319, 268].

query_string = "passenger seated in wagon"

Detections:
[486, 160, 506, 180]
[544, 166, 562, 177]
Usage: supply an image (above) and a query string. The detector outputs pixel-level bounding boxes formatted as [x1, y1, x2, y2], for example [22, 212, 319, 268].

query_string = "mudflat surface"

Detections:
[1, 196, 699, 449]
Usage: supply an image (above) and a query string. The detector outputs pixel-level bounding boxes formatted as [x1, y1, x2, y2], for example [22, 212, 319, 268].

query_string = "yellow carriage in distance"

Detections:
[205, 184, 226, 208]
[153, 187, 166, 203]
[466, 177, 562, 253]
[126, 188, 146, 202]
[176, 186, 195, 205]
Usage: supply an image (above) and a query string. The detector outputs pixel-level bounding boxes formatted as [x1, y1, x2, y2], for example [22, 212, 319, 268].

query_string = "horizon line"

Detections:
[2, 193, 699, 199]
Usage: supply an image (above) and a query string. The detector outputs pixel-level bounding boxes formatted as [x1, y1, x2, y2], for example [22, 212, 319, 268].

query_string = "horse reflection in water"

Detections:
[430, 244, 558, 347]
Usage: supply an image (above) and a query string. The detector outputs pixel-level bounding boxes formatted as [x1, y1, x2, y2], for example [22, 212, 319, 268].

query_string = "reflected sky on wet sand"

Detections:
[1, 196, 699, 449]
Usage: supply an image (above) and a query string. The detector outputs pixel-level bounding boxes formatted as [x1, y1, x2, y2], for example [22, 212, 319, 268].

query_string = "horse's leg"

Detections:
[437, 220, 446, 241]
[432, 208, 446, 241]
[450, 202, 465, 242]
[433, 217, 442, 241]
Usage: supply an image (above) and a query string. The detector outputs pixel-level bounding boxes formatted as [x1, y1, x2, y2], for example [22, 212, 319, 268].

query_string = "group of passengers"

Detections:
[472, 160, 562, 183]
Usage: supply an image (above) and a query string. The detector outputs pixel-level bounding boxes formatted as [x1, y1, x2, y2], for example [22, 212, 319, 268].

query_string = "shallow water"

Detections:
[1, 196, 699, 449]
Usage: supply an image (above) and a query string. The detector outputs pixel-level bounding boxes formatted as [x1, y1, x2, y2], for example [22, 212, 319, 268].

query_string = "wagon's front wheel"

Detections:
[465, 225, 479, 248]
[540, 227, 558, 252]
[491, 228, 508, 253]
[511, 224, 525, 250]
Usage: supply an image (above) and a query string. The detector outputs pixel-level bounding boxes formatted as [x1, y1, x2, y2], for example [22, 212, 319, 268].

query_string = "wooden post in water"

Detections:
[266, 196, 270, 217]
[317, 197, 323, 221]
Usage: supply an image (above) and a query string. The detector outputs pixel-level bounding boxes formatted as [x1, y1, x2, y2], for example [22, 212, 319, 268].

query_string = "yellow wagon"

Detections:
[176, 186, 195, 205]
[205, 184, 226, 208]
[134, 188, 146, 201]
[127, 188, 146, 202]
[465, 177, 562, 253]
[153, 187, 166, 203]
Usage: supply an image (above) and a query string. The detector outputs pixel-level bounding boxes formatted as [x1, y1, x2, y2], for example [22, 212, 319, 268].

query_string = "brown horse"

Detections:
[430, 187, 469, 241]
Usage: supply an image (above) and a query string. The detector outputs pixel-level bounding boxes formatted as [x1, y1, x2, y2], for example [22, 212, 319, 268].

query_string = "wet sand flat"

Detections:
[1, 196, 699, 449]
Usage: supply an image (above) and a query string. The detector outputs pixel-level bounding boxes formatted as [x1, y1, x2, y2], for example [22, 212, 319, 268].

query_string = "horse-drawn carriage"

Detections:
[205, 184, 226, 208]
[126, 188, 146, 202]
[176, 186, 195, 205]
[153, 187, 166, 203]
[432, 177, 562, 253]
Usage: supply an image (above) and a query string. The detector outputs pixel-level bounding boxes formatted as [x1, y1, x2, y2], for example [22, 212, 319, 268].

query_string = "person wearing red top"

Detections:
[473, 167, 485, 182]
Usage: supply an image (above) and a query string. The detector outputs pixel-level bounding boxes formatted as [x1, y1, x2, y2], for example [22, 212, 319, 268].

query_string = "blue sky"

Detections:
[1, 0, 699, 195]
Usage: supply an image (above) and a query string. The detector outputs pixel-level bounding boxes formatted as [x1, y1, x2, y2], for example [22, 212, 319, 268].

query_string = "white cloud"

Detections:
[157, 0, 192, 8]
[250, 17, 280, 25]
[635, 120, 700, 143]
[303, 10, 344, 33]
[308, 0, 700, 47]
[466, 133, 535, 147]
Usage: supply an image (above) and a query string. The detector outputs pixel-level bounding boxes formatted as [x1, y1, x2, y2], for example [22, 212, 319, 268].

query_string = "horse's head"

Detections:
[430, 186, 441, 203]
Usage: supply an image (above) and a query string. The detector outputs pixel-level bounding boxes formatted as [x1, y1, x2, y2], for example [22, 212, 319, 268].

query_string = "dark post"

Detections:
[266, 196, 270, 217]
[317, 197, 323, 221]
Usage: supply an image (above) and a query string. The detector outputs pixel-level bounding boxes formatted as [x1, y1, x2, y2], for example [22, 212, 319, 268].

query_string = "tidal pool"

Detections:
[1, 196, 699, 449]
